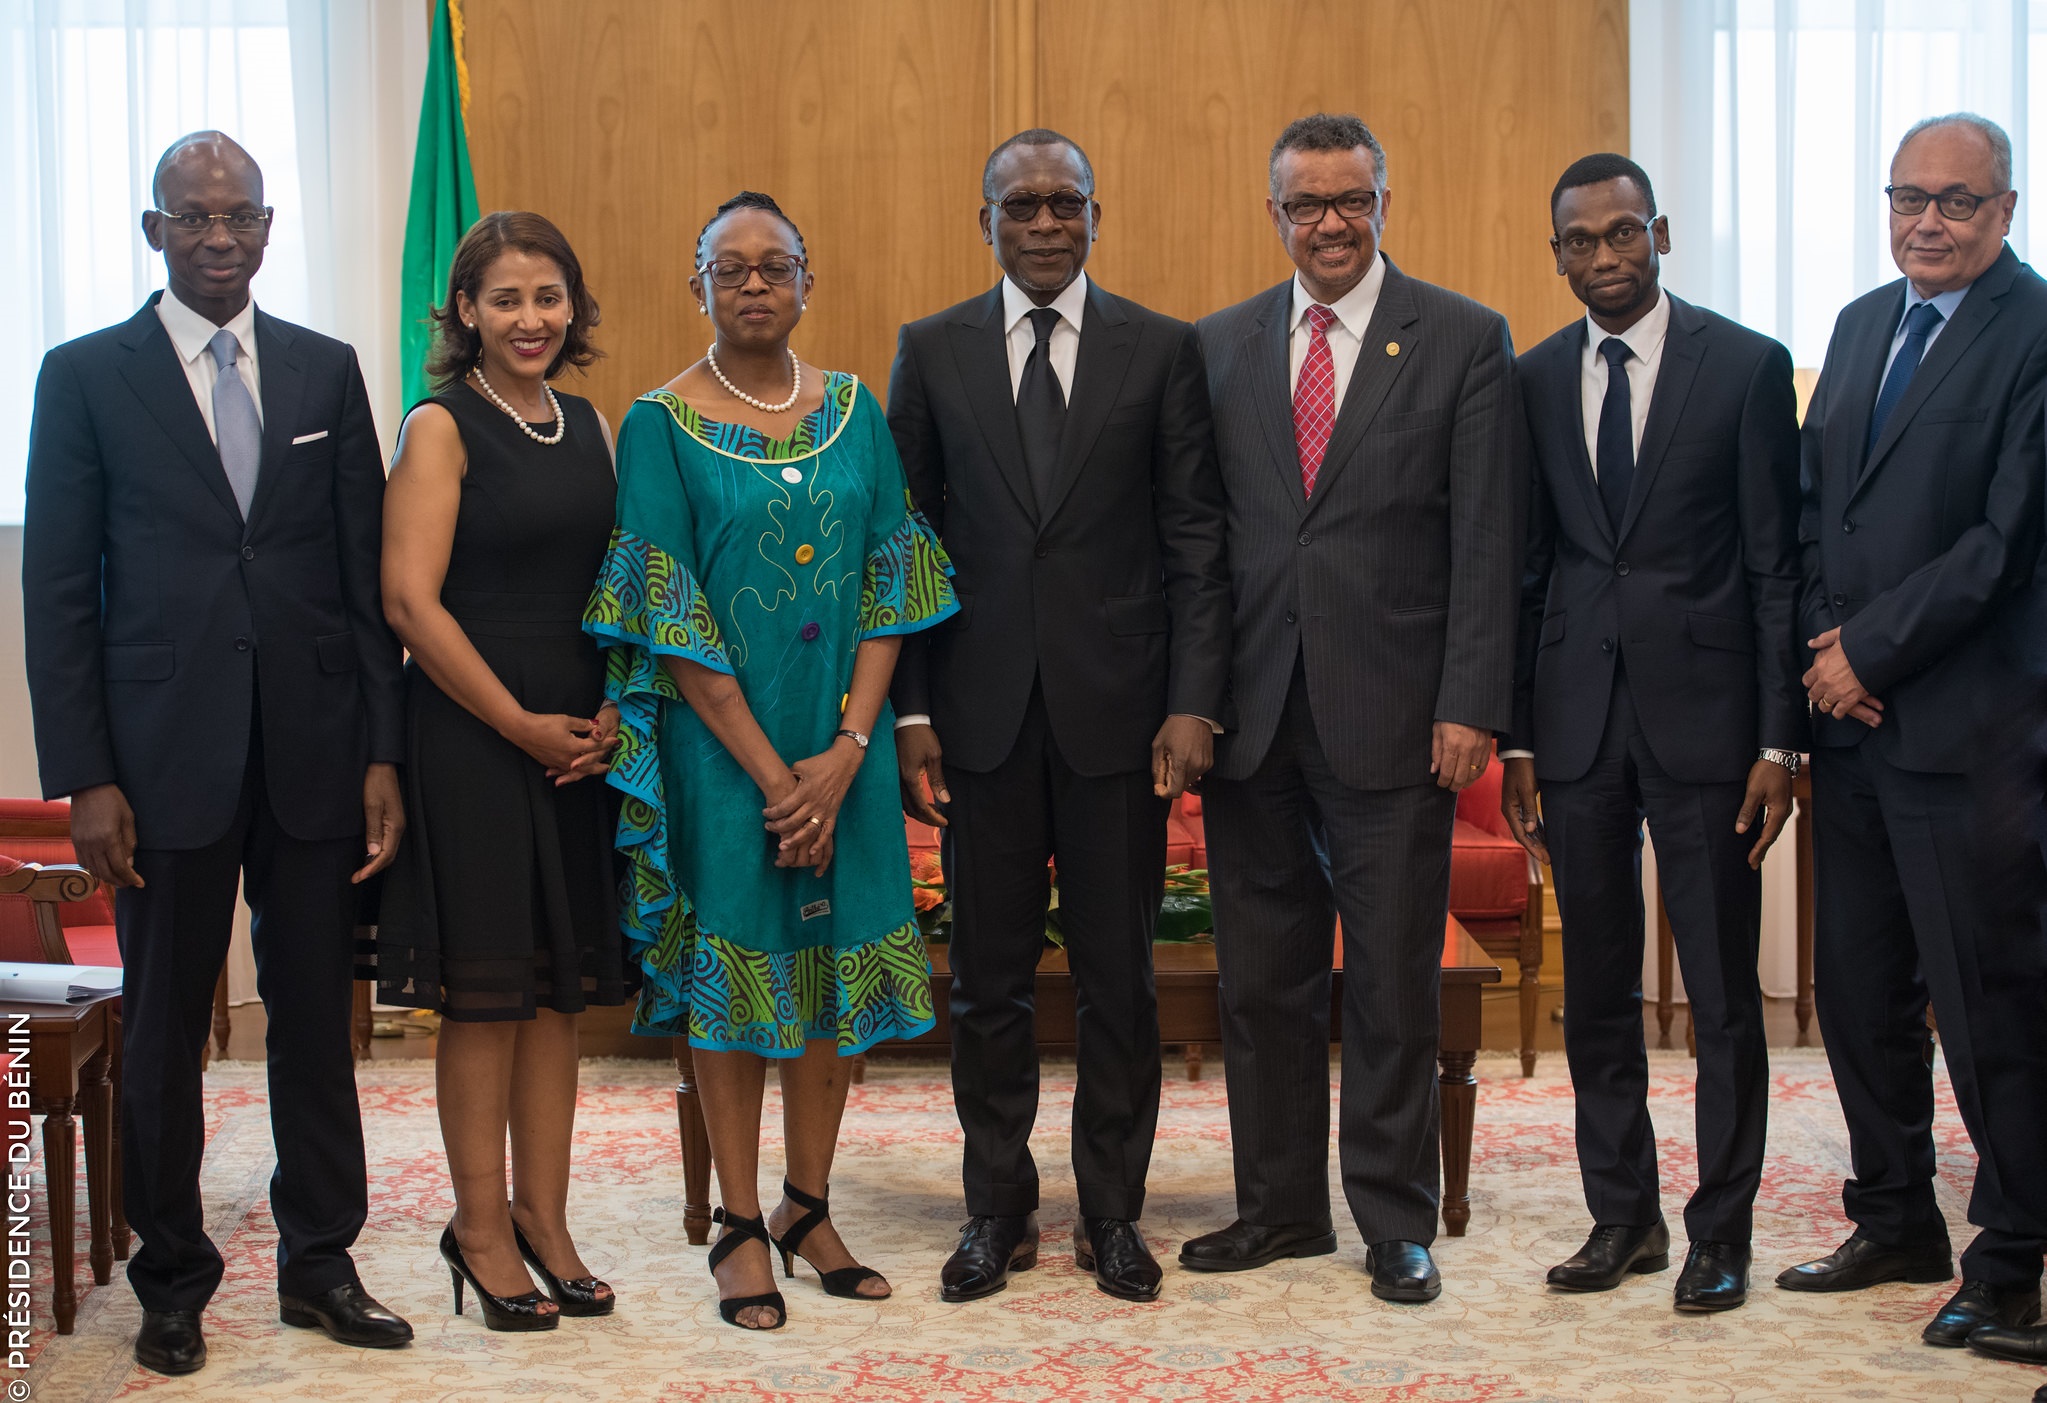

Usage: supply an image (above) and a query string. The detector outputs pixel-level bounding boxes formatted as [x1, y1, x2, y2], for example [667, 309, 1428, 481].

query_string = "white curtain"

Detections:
[0, 0, 427, 526]
[1632, 0, 2042, 370]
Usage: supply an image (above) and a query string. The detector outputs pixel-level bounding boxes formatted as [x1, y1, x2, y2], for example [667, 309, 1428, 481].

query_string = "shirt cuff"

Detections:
[893, 714, 932, 731]
[1497, 749, 1534, 761]
[1169, 712, 1224, 735]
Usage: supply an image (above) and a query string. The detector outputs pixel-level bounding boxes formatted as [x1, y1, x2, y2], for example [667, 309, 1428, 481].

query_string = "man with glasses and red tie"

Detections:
[886, 129, 1231, 1305]
[1177, 113, 1520, 1303]
[1783, 112, 2047, 1372]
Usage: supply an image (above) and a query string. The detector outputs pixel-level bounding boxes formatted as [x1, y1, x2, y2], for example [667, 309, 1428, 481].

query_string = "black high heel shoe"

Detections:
[439, 1223, 558, 1332]
[512, 1222, 616, 1317]
[709, 1208, 786, 1330]
[771, 1181, 889, 1299]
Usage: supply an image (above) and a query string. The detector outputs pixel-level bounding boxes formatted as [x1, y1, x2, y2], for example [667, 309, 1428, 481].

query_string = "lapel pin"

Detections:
[1386, 341, 1401, 356]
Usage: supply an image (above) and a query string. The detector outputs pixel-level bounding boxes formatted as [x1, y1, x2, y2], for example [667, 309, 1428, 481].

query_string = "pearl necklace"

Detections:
[472, 364, 565, 445]
[706, 343, 801, 413]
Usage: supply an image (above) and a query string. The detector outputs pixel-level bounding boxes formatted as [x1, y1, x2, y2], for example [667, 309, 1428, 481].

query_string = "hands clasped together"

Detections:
[764, 737, 865, 875]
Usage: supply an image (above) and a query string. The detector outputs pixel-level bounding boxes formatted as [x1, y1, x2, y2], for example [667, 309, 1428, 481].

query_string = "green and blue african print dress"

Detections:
[583, 371, 956, 1053]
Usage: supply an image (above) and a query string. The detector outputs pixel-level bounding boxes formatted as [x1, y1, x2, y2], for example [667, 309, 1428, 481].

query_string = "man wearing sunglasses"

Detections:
[1178, 113, 1520, 1304]
[1786, 111, 2047, 1371]
[886, 128, 1231, 1306]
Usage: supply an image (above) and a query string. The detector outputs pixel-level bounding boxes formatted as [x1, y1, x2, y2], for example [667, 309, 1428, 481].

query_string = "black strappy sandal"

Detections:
[708, 1207, 787, 1329]
[771, 1181, 890, 1299]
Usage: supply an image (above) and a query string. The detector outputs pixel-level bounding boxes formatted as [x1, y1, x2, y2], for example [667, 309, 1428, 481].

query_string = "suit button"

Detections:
[1034, 544, 1048, 559]
[1615, 561, 1630, 576]
[1832, 592, 1846, 608]
[240, 545, 255, 560]
[1285, 611, 1297, 625]
[1842, 519, 1856, 533]
[1297, 532, 1311, 546]
[1601, 638, 1615, 654]
[234, 637, 250, 652]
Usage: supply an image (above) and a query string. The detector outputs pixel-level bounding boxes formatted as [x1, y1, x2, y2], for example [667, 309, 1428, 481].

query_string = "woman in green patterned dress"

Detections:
[583, 193, 955, 1330]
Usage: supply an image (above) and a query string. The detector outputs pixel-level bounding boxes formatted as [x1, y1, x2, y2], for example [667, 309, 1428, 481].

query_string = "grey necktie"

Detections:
[209, 328, 261, 517]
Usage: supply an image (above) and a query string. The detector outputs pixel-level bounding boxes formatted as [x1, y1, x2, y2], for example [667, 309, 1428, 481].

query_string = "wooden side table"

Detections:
[0, 993, 122, 1335]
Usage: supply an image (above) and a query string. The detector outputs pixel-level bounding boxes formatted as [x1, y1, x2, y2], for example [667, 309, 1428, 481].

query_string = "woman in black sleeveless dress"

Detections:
[376, 213, 632, 1331]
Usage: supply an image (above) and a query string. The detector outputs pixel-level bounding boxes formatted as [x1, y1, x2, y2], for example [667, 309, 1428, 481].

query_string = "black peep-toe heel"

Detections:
[512, 1222, 616, 1317]
[771, 1181, 890, 1299]
[440, 1222, 558, 1332]
[709, 1208, 787, 1330]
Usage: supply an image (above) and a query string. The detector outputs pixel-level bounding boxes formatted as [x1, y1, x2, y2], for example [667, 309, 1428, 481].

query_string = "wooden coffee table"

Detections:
[669, 916, 1500, 1243]
[0, 993, 124, 1334]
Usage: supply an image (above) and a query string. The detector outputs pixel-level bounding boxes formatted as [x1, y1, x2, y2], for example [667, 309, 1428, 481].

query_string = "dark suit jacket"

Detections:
[1504, 294, 1807, 784]
[884, 280, 1232, 777]
[1798, 244, 2047, 774]
[884, 278, 1228, 770]
[1197, 258, 1522, 791]
[23, 294, 404, 850]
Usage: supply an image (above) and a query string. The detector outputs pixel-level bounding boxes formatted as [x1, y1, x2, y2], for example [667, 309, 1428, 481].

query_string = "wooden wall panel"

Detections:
[1038, 0, 1629, 349]
[462, 0, 1627, 424]
[462, 0, 997, 425]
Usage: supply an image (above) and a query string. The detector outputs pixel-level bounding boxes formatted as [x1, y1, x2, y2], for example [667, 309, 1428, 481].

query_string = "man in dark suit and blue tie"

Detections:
[1177, 113, 1521, 1302]
[1778, 113, 2047, 1367]
[1497, 154, 1805, 1313]
[22, 132, 413, 1373]
[887, 129, 1232, 1304]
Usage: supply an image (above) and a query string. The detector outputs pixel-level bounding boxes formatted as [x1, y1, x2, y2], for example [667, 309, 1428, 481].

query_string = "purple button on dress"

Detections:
[800, 622, 821, 641]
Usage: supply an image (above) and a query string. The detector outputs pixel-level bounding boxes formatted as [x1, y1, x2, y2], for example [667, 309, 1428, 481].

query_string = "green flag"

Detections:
[400, 0, 481, 412]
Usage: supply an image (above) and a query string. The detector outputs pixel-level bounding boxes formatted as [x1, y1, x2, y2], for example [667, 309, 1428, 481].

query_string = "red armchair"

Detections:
[0, 800, 119, 969]
[1448, 758, 1546, 1075]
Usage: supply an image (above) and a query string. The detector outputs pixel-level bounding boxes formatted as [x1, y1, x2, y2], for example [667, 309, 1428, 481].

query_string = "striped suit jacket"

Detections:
[1196, 259, 1522, 790]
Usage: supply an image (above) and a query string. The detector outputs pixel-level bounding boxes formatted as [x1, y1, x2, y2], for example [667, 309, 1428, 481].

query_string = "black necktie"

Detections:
[1866, 301, 1944, 458]
[1016, 306, 1066, 510]
[1596, 336, 1634, 530]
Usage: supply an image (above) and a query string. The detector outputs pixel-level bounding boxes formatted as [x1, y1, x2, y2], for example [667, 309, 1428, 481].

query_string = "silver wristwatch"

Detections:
[1758, 747, 1801, 776]
[835, 727, 870, 750]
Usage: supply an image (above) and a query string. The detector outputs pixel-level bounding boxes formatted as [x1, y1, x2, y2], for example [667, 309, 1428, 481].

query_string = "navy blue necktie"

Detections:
[1596, 336, 1634, 530]
[1866, 301, 1944, 458]
[1016, 307, 1066, 510]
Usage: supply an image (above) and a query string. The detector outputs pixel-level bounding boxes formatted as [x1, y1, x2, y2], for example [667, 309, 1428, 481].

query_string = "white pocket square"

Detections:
[290, 430, 330, 445]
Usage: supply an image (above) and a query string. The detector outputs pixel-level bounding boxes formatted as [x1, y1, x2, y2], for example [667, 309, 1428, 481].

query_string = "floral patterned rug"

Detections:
[22, 1051, 2043, 1402]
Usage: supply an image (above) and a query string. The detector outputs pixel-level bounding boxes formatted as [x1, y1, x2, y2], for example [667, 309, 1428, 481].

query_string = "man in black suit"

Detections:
[1497, 154, 1804, 1313]
[888, 128, 1231, 1304]
[1778, 113, 2047, 1366]
[22, 133, 412, 1373]
[1177, 113, 1520, 1302]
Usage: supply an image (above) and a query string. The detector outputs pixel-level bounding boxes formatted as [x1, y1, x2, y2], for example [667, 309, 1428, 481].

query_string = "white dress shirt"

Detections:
[1002, 272, 1088, 401]
[155, 286, 263, 443]
[1577, 288, 1669, 473]
[1287, 253, 1387, 407]
[1882, 281, 1970, 378]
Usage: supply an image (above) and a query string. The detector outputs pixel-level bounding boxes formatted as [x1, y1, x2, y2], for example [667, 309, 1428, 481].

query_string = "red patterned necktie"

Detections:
[1294, 303, 1338, 497]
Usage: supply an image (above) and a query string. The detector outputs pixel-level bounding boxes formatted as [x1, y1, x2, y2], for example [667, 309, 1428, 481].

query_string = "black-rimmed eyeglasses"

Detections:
[1885, 185, 2008, 220]
[1278, 190, 1380, 225]
[697, 255, 807, 289]
[990, 190, 1091, 223]
[154, 208, 273, 235]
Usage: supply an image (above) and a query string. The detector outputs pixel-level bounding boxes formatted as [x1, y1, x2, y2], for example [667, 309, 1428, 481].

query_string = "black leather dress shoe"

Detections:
[1922, 1280, 2039, 1347]
[1178, 1219, 1338, 1273]
[1674, 1241, 1750, 1312]
[940, 1213, 1039, 1303]
[1366, 1240, 1442, 1303]
[278, 1281, 415, 1348]
[1075, 1218, 1162, 1302]
[1774, 1234, 1953, 1292]
[1546, 1221, 1671, 1292]
[135, 1310, 206, 1375]
[1971, 1319, 2047, 1365]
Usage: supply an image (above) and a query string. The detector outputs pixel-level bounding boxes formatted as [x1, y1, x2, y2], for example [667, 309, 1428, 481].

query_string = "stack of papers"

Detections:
[0, 964, 123, 1005]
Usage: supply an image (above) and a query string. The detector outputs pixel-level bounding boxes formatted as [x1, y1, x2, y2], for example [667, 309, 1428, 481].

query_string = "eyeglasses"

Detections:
[1556, 220, 1655, 259]
[153, 208, 273, 235]
[1278, 190, 1380, 225]
[697, 255, 807, 289]
[1885, 185, 2008, 221]
[991, 190, 1091, 223]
